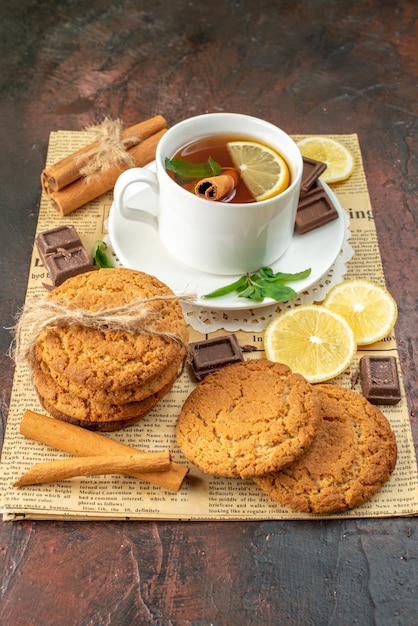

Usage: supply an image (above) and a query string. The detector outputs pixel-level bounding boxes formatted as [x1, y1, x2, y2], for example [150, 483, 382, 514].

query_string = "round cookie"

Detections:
[41, 400, 152, 432]
[34, 268, 188, 392]
[176, 359, 321, 479]
[39, 380, 175, 431]
[254, 384, 397, 514]
[33, 364, 177, 423]
[35, 351, 183, 405]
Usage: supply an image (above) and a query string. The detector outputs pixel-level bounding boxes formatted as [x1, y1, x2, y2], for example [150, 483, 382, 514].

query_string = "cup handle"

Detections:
[113, 167, 159, 225]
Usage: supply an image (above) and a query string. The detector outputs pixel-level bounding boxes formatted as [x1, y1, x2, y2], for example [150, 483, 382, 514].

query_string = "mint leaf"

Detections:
[261, 268, 312, 282]
[261, 283, 297, 301]
[202, 267, 311, 302]
[208, 156, 221, 175]
[93, 241, 114, 268]
[165, 157, 222, 179]
[201, 275, 248, 299]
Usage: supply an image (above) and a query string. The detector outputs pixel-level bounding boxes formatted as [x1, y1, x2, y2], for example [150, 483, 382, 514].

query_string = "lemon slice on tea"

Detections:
[296, 136, 355, 183]
[264, 305, 356, 383]
[323, 279, 398, 345]
[227, 141, 290, 201]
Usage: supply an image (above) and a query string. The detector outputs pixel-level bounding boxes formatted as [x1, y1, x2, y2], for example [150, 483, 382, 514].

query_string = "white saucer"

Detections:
[108, 171, 346, 311]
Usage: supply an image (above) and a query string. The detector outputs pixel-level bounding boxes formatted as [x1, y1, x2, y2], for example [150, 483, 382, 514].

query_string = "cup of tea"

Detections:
[113, 113, 303, 275]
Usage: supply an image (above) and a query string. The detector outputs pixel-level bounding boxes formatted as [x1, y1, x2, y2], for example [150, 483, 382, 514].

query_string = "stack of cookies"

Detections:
[32, 268, 188, 431]
[176, 359, 397, 514]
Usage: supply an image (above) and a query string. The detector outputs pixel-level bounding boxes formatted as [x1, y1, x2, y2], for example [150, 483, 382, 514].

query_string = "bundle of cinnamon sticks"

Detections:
[41, 115, 168, 216]
[14, 410, 188, 491]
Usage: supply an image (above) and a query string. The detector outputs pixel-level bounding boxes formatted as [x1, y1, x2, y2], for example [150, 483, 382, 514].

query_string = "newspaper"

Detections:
[1, 131, 417, 521]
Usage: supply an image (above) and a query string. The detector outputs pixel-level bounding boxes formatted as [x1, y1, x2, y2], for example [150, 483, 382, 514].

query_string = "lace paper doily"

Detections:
[105, 211, 352, 334]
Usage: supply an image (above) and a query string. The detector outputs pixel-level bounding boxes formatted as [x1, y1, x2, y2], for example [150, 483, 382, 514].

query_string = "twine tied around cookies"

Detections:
[10, 293, 196, 369]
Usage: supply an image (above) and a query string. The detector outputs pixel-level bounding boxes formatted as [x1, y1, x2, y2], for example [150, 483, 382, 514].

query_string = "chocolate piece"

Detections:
[36, 225, 81, 255]
[295, 181, 339, 234]
[360, 356, 401, 405]
[35, 225, 94, 287]
[189, 334, 244, 381]
[241, 344, 258, 352]
[300, 156, 327, 197]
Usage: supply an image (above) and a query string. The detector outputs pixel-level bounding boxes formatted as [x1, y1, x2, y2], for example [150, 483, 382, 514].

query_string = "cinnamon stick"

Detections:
[14, 452, 171, 487]
[19, 410, 188, 492]
[48, 128, 167, 216]
[41, 115, 167, 193]
[195, 169, 239, 201]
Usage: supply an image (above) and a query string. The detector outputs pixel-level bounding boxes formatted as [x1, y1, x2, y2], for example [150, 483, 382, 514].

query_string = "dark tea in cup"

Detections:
[113, 113, 303, 274]
[165, 133, 291, 204]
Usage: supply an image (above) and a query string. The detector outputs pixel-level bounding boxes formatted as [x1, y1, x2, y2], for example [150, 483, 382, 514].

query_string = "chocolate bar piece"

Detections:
[189, 334, 244, 381]
[35, 225, 94, 287]
[360, 356, 401, 405]
[300, 156, 327, 197]
[295, 181, 339, 234]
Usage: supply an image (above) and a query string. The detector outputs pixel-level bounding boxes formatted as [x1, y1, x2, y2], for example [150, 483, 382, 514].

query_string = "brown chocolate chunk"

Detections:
[295, 181, 339, 234]
[35, 225, 94, 287]
[360, 356, 401, 405]
[189, 334, 244, 381]
[300, 156, 327, 197]
[36, 225, 81, 254]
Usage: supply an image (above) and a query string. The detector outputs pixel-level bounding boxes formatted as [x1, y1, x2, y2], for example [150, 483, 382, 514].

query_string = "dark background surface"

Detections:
[0, 1, 417, 624]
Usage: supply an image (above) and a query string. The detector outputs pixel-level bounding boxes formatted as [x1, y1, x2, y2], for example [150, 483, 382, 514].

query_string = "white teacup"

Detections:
[113, 113, 303, 275]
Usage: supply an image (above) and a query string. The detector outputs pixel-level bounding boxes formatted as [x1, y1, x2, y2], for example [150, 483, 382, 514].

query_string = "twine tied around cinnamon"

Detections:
[78, 117, 139, 182]
[10, 293, 197, 370]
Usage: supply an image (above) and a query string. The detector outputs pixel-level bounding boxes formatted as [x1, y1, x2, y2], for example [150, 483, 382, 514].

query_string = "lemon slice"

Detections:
[227, 140, 290, 201]
[296, 136, 355, 183]
[323, 279, 398, 345]
[264, 305, 356, 383]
